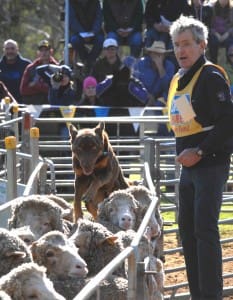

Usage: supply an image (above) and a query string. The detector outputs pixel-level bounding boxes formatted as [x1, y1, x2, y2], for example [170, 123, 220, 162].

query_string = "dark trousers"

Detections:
[178, 160, 230, 300]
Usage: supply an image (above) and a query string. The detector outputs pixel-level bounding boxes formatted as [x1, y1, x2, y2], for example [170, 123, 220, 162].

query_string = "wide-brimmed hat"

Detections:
[145, 41, 172, 54]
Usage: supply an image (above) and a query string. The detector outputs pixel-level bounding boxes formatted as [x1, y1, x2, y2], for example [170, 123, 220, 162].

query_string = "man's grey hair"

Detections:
[170, 15, 209, 45]
[3, 39, 18, 49]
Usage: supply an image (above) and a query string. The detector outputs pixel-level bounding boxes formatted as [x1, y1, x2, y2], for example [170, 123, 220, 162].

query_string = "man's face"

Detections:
[173, 29, 205, 70]
[4, 42, 18, 62]
[37, 47, 51, 63]
[104, 46, 118, 60]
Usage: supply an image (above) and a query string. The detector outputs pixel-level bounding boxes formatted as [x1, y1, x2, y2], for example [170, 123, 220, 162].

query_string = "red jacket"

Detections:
[20, 57, 58, 96]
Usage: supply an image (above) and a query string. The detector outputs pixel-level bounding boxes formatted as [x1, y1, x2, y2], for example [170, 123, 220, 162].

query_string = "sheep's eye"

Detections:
[24, 238, 31, 244]
[46, 250, 54, 257]
[44, 222, 49, 226]
[28, 295, 37, 299]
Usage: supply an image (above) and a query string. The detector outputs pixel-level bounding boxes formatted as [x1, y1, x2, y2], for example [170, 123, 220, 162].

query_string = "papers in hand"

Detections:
[79, 32, 94, 38]
[118, 27, 133, 33]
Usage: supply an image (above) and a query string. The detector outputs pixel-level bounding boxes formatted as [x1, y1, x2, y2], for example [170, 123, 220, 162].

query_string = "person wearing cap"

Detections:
[133, 40, 176, 136]
[0, 39, 31, 103]
[20, 39, 58, 105]
[91, 38, 122, 82]
[103, 0, 143, 58]
[36, 64, 79, 106]
[69, 0, 104, 71]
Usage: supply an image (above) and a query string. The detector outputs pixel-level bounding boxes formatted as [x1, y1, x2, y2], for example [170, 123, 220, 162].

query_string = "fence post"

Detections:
[21, 112, 33, 184]
[5, 136, 17, 201]
[144, 138, 156, 181]
[127, 251, 137, 300]
[30, 127, 40, 194]
[136, 262, 148, 300]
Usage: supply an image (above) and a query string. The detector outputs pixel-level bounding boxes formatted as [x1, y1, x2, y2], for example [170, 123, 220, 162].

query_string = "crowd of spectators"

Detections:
[1, 0, 233, 137]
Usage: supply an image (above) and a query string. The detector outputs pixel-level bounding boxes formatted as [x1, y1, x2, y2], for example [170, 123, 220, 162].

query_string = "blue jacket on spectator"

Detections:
[0, 54, 31, 103]
[133, 55, 175, 100]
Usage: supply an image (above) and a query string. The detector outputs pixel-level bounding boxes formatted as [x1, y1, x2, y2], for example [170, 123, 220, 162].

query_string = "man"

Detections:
[167, 15, 233, 299]
[0, 39, 31, 103]
[133, 40, 176, 136]
[144, 0, 190, 49]
[69, 0, 104, 71]
[20, 40, 58, 104]
[91, 38, 122, 82]
[103, 0, 144, 57]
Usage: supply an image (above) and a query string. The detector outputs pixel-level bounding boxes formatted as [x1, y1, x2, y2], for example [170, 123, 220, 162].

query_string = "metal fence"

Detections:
[0, 104, 232, 299]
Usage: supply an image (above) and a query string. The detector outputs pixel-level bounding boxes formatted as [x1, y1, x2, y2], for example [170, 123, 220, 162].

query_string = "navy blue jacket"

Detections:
[0, 54, 31, 103]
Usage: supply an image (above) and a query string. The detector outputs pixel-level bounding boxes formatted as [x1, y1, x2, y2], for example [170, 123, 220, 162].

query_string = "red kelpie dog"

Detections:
[69, 122, 129, 222]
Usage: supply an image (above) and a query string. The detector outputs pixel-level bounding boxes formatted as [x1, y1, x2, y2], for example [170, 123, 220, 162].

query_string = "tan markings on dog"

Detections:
[69, 122, 129, 222]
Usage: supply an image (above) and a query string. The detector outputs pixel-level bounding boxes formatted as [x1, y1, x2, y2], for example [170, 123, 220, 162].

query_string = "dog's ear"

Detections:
[95, 122, 105, 136]
[69, 124, 78, 141]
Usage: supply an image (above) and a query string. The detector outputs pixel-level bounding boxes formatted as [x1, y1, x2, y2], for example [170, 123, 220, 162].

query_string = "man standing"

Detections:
[168, 15, 233, 299]
[0, 39, 31, 103]
[20, 40, 58, 104]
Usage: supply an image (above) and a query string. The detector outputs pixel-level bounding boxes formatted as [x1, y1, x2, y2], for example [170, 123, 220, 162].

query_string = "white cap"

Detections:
[103, 38, 118, 48]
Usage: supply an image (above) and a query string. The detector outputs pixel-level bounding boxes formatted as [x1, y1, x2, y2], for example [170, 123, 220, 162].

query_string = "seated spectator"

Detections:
[96, 64, 149, 137]
[69, 0, 105, 71]
[20, 40, 58, 105]
[78, 76, 102, 105]
[59, 42, 86, 100]
[144, 0, 190, 49]
[132, 41, 176, 136]
[222, 44, 233, 94]
[77, 76, 108, 128]
[208, 0, 233, 63]
[187, 0, 213, 29]
[36, 64, 79, 106]
[103, 0, 143, 58]
[91, 38, 122, 82]
[0, 39, 31, 103]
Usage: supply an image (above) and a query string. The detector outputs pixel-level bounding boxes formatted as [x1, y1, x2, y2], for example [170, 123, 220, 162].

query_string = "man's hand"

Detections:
[176, 148, 202, 167]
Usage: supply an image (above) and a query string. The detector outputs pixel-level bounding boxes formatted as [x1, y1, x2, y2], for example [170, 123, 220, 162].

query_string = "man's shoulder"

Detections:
[18, 55, 31, 65]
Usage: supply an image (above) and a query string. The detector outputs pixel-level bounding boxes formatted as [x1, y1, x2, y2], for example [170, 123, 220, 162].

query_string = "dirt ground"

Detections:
[163, 233, 233, 299]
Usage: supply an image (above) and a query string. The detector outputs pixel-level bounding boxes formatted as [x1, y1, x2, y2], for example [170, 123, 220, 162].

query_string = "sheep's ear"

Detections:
[101, 236, 118, 245]
[69, 124, 78, 142]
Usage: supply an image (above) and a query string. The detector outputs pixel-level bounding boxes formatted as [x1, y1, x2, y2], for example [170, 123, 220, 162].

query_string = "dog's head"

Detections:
[69, 122, 109, 176]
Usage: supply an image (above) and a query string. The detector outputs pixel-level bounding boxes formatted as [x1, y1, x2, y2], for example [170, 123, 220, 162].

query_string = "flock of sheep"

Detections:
[0, 185, 165, 300]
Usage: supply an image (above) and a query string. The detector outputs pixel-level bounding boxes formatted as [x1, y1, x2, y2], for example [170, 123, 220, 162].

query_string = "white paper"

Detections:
[79, 32, 94, 38]
[175, 95, 196, 122]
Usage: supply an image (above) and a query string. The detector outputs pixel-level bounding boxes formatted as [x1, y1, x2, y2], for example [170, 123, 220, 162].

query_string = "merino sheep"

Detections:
[0, 228, 32, 277]
[144, 255, 165, 300]
[126, 185, 162, 237]
[0, 291, 12, 300]
[0, 262, 65, 300]
[50, 275, 128, 300]
[69, 218, 126, 277]
[97, 189, 139, 232]
[43, 194, 74, 222]
[8, 196, 66, 239]
[126, 185, 164, 260]
[115, 229, 154, 262]
[10, 226, 35, 246]
[30, 230, 88, 278]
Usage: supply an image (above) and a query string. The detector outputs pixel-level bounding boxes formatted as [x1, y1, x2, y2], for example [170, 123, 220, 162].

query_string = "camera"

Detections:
[52, 71, 64, 82]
